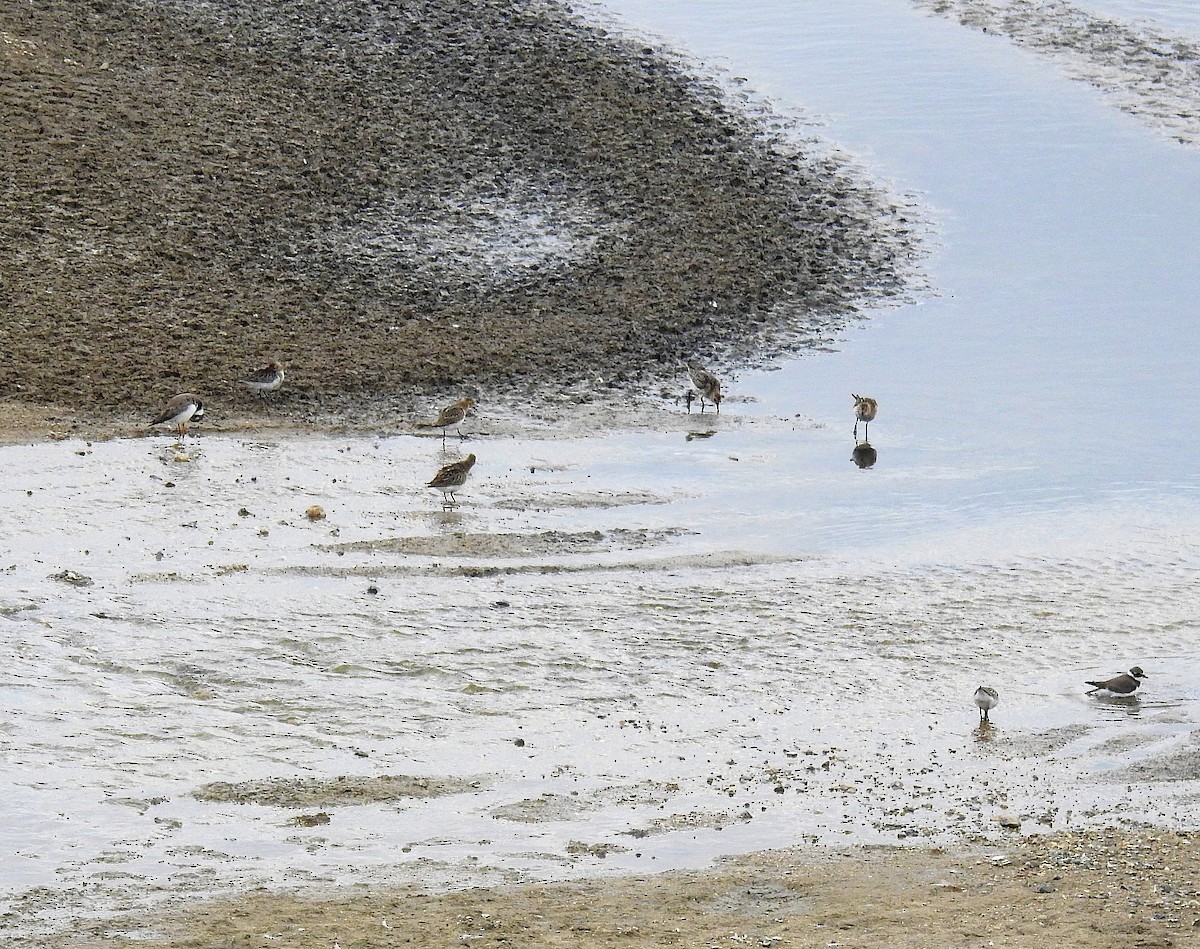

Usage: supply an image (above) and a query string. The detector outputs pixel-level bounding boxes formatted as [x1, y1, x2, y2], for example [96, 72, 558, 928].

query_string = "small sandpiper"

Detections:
[973, 686, 1000, 722]
[417, 397, 475, 443]
[853, 394, 877, 441]
[151, 393, 205, 438]
[240, 361, 285, 397]
[685, 363, 722, 414]
[428, 453, 476, 507]
[1085, 666, 1147, 695]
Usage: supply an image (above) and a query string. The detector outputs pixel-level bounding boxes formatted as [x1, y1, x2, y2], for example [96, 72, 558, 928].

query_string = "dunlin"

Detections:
[685, 363, 722, 414]
[428, 453, 476, 507]
[240, 361, 285, 396]
[853, 394, 877, 441]
[417, 397, 475, 442]
[151, 393, 205, 437]
[973, 685, 1000, 722]
[1085, 666, 1147, 695]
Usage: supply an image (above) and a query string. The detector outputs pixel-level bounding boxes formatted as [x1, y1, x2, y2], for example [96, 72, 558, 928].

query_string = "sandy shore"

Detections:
[37, 829, 1200, 947]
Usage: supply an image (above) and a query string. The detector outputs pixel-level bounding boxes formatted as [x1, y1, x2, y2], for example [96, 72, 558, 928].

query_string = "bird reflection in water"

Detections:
[852, 441, 877, 469]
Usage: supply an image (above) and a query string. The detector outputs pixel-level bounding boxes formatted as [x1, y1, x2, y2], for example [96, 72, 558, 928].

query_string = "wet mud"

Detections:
[194, 774, 484, 808]
[0, 0, 921, 434]
[29, 830, 1200, 947]
[915, 0, 1200, 147]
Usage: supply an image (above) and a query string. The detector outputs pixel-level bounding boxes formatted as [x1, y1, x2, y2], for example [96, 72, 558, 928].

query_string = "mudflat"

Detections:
[1, 0, 918, 439]
[43, 830, 1200, 948]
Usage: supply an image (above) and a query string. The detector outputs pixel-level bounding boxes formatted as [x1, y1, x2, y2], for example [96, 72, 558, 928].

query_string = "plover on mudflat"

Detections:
[240, 361, 285, 396]
[973, 685, 1000, 722]
[428, 453, 476, 507]
[417, 397, 475, 442]
[151, 393, 205, 437]
[685, 363, 722, 414]
[1085, 666, 1147, 695]
[853, 394, 877, 441]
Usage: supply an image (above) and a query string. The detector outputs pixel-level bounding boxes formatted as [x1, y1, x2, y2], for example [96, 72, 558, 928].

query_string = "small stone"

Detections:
[306, 504, 326, 520]
[50, 569, 93, 587]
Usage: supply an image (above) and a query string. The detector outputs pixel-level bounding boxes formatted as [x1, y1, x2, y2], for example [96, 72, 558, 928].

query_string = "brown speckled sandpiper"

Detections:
[417, 397, 475, 443]
[428, 453, 476, 507]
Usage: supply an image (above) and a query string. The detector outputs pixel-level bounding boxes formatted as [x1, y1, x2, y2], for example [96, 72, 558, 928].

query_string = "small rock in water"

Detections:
[50, 569, 93, 587]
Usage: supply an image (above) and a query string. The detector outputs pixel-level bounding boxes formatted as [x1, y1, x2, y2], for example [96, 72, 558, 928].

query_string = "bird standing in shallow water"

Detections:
[686, 363, 722, 414]
[151, 393, 205, 438]
[240, 361, 285, 397]
[428, 453, 476, 507]
[853, 394, 877, 441]
[417, 397, 475, 443]
[973, 686, 1000, 722]
[1086, 666, 1147, 695]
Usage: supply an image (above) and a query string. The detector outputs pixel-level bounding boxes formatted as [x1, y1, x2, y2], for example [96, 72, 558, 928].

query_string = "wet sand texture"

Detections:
[40, 830, 1200, 948]
[0, 0, 919, 421]
[916, 0, 1200, 148]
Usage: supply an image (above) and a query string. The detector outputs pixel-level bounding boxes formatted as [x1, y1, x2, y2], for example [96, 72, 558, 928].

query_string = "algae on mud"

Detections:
[0, 0, 920, 427]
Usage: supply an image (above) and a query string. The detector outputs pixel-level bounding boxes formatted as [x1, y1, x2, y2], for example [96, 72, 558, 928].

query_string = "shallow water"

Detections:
[5, 0, 1200, 938]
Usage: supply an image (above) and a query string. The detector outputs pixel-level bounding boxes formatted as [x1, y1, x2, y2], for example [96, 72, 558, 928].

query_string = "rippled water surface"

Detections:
[5, 0, 1200, 938]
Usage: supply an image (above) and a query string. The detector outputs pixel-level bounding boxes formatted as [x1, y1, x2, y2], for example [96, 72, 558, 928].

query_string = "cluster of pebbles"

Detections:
[1, 0, 922, 421]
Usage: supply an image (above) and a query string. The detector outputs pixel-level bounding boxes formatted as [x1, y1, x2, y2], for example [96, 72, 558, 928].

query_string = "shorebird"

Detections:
[151, 393, 205, 438]
[973, 686, 1000, 722]
[685, 363, 722, 414]
[1085, 666, 1147, 695]
[240, 361, 285, 397]
[428, 453, 476, 507]
[853, 394, 877, 441]
[417, 397, 475, 443]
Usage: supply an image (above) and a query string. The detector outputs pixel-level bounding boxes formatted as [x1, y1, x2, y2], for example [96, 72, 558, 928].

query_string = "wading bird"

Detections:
[428, 453, 476, 507]
[973, 685, 1000, 722]
[151, 393, 205, 438]
[417, 397, 475, 443]
[853, 394, 877, 441]
[685, 363, 722, 414]
[1085, 666, 1147, 695]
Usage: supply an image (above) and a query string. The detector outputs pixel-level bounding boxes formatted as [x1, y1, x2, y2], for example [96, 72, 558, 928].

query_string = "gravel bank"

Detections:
[1, 0, 921, 430]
